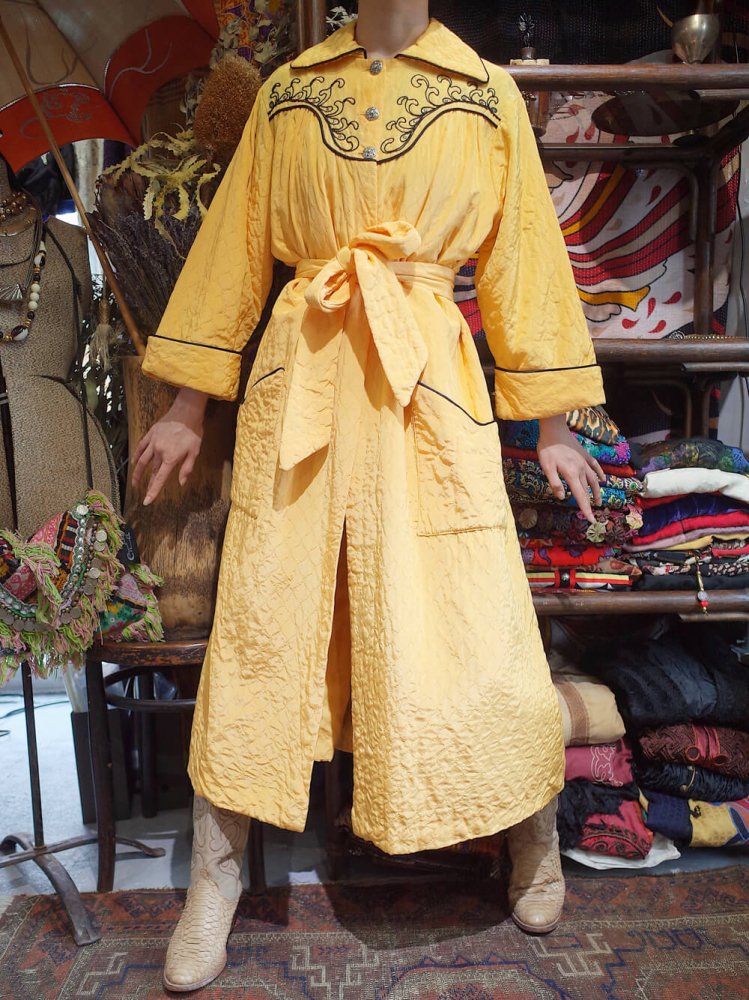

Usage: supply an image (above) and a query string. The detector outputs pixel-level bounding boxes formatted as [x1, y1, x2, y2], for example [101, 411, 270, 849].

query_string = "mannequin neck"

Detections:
[0, 161, 14, 202]
[355, 0, 430, 59]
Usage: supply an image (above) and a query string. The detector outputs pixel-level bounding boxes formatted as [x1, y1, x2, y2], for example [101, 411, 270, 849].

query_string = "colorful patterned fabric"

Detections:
[526, 565, 638, 591]
[514, 503, 642, 545]
[638, 724, 749, 780]
[566, 406, 624, 446]
[503, 458, 642, 510]
[520, 543, 615, 568]
[0, 493, 163, 684]
[631, 548, 749, 578]
[501, 417, 631, 465]
[503, 446, 635, 478]
[637, 437, 749, 475]
[545, 94, 739, 341]
[641, 791, 749, 848]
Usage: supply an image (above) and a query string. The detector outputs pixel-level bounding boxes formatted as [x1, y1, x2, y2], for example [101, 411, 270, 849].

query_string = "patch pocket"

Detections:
[232, 367, 286, 517]
[412, 381, 505, 536]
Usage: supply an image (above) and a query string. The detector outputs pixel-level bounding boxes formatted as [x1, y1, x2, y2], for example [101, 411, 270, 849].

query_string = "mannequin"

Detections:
[0, 156, 118, 536]
[135, 0, 606, 991]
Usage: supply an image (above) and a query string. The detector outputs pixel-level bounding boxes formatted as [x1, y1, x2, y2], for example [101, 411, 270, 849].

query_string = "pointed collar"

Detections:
[290, 19, 489, 85]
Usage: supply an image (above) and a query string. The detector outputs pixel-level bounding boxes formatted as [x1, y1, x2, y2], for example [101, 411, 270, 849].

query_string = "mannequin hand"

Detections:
[131, 388, 208, 506]
[536, 414, 605, 523]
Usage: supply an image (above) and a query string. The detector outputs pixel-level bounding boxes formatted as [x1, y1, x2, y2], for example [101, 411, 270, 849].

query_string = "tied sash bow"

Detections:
[279, 221, 454, 471]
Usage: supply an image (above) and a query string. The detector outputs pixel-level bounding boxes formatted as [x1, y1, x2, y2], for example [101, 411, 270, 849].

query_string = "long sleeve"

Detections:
[141, 85, 275, 401]
[476, 75, 604, 421]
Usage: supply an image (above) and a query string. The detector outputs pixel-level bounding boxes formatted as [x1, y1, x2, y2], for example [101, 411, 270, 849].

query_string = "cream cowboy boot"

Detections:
[163, 796, 250, 993]
[506, 798, 565, 934]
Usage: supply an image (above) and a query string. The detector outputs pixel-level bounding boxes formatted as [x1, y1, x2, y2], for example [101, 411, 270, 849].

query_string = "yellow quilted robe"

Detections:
[142, 20, 605, 854]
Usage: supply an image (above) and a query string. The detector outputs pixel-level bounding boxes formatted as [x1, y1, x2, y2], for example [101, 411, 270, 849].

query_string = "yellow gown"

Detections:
[142, 20, 605, 854]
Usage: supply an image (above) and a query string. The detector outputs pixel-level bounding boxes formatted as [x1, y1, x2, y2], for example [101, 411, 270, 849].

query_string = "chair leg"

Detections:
[138, 672, 158, 818]
[85, 656, 115, 892]
[248, 819, 266, 893]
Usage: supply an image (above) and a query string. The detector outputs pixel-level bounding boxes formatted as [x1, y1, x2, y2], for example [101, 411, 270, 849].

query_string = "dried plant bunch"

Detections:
[193, 55, 263, 165]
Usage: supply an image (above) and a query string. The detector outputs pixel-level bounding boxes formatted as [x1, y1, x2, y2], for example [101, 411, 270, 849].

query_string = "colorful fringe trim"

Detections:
[0, 493, 163, 685]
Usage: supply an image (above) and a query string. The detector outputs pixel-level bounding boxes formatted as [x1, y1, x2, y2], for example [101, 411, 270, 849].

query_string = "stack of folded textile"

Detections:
[551, 653, 657, 864]
[501, 407, 643, 591]
[625, 437, 749, 597]
[582, 622, 749, 851]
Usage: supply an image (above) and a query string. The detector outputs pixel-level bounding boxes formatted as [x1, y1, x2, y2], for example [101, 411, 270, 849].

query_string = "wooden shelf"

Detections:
[506, 63, 749, 92]
[532, 589, 749, 618]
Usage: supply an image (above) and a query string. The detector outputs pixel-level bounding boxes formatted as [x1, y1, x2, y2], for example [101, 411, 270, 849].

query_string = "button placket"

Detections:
[361, 61, 384, 162]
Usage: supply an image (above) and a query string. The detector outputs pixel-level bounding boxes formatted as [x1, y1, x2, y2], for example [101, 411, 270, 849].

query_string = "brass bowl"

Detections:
[671, 13, 720, 64]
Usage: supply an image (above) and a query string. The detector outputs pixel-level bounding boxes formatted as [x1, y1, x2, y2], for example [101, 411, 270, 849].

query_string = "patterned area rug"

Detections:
[1, 867, 748, 999]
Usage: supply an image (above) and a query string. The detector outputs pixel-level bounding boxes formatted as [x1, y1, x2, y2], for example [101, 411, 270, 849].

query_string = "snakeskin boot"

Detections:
[506, 797, 565, 934]
[163, 796, 250, 992]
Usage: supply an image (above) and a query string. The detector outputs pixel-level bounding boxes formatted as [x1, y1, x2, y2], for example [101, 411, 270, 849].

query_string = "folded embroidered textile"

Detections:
[624, 511, 749, 551]
[637, 437, 749, 476]
[641, 790, 749, 847]
[557, 778, 641, 850]
[636, 492, 748, 535]
[520, 543, 618, 567]
[577, 800, 654, 860]
[630, 548, 749, 577]
[638, 724, 749, 779]
[0, 493, 164, 683]
[634, 572, 749, 592]
[552, 667, 626, 746]
[526, 563, 639, 591]
[643, 467, 749, 505]
[503, 458, 642, 510]
[565, 739, 634, 787]
[558, 780, 652, 858]
[566, 407, 626, 447]
[502, 445, 635, 478]
[582, 624, 749, 732]
[513, 503, 643, 545]
[639, 789, 693, 845]
[689, 797, 749, 847]
[635, 760, 749, 802]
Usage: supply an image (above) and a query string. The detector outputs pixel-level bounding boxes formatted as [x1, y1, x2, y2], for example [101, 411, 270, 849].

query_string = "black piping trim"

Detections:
[416, 381, 496, 426]
[151, 333, 241, 356]
[269, 104, 498, 163]
[290, 47, 367, 71]
[394, 52, 490, 85]
[250, 366, 285, 389]
[494, 362, 599, 374]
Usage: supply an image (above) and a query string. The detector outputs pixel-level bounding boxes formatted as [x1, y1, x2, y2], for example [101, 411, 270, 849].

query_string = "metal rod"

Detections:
[21, 663, 44, 848]
[0, 16, 147, 357]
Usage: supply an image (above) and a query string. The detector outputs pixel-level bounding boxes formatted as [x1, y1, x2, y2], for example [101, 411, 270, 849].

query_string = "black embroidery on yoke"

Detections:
[268, 76, 361, 153]
[381, 74, 500, 155]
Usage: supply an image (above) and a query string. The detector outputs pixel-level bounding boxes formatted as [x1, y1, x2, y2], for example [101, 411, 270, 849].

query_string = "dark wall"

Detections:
[429, 1, 747, 65]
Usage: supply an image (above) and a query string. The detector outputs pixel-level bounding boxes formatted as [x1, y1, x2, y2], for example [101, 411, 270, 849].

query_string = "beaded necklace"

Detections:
[0, 209, 46, 343]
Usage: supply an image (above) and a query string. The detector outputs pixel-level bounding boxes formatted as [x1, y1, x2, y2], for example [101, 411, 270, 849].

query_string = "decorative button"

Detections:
[365, 106, 380, 121]
[370, 60, 383, 75]
[363, 146, 377, 161]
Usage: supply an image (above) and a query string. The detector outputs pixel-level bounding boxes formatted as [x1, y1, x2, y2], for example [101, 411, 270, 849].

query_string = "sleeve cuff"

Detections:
[141, 335, 242, 402]
[494, 363, 605, 420]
